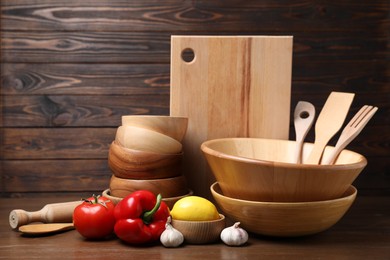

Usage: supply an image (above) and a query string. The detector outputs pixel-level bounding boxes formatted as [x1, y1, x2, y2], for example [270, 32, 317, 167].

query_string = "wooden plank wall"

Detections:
[1, 0, 389, 197]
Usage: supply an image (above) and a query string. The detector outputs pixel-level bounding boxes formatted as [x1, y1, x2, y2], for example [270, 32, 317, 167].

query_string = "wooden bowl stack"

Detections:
[106, 116, 191, 208]
[201, 137, 367, 236]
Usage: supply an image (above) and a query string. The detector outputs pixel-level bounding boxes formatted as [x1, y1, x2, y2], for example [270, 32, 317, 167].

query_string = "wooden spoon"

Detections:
[321, 105, 378, 165]
[305, 92, 355, 164]
[293, 101, 315, 164]
[18, 223, 74, 235]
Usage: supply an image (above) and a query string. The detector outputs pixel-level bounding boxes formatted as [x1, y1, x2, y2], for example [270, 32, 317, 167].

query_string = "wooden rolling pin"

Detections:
[9, 201, 82, 230]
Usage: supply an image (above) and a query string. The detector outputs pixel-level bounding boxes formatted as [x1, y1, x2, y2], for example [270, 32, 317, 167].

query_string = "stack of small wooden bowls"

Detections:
[105, 115, 191, 208]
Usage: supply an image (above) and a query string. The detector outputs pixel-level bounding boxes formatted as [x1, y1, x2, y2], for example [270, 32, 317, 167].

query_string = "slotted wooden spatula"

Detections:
[305, 92, 355, 164]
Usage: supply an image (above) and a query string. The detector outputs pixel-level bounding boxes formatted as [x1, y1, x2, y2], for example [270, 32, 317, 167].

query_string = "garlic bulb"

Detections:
[160, 216, 184, 247]
[220, 222, 248, 246]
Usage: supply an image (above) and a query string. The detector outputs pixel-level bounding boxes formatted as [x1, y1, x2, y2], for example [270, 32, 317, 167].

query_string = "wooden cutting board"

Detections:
[170, 35, 293, 198]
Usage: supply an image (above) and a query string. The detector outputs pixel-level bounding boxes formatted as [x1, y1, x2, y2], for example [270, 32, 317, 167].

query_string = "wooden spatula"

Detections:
[305, 92, 355, 164]
[19, 223, 74, 235]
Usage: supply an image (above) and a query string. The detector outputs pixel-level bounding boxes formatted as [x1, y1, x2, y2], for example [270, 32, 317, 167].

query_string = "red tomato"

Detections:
[73, 195, 116, 239]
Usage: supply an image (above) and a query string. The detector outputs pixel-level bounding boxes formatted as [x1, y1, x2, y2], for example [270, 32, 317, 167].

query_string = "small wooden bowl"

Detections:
[109, 175, 188, 198]
[116, 125, 183, 154]
[121, 115, 188, 142]
[108, 141, 182, 179]
[211, 182, 356, 237]
[201, 138, 367, 202]
[171, 214, 226, 244]
[102, 189, 193, 209]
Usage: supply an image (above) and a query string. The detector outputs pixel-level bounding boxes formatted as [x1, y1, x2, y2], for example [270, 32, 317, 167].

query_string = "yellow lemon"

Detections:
[170, 196, 220, 221]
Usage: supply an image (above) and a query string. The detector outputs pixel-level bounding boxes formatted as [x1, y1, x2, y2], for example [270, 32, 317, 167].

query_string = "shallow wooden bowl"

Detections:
[201, 138, 366, 202]
[121, 115, 188, 142]
[116, 125, 183, 154]
[211, 182, 356, 237]
[109, 175, 188, 198]
[171, 214, 225, 244]
[102, 189, 193, 209]
[108, 141, 182, 179]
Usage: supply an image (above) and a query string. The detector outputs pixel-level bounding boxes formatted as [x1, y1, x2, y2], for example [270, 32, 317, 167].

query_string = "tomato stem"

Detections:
[82, 195, 108, 208]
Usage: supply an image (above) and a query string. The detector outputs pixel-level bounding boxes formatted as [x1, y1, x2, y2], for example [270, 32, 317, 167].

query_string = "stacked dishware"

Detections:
[202, 137, 367, 237]
[104, 116, 191, 208]
[201, 93, 376, 237]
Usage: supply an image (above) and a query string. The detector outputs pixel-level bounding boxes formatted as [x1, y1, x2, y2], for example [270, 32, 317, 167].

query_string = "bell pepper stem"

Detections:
[143, 194, 162, 224]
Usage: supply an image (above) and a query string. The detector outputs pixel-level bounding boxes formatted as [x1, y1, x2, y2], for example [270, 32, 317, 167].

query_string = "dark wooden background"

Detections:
[1, 0, 389, 198]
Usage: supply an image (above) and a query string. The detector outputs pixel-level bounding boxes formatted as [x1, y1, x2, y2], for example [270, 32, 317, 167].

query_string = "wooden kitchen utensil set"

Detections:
[294, 93, 377, 165]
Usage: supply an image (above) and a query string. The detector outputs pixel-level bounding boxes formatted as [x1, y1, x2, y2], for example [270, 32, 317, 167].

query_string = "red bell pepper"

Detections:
[114, 190, 170, 244]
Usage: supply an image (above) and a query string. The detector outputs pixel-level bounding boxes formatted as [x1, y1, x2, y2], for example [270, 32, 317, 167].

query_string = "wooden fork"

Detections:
[321, 105, 378, 165]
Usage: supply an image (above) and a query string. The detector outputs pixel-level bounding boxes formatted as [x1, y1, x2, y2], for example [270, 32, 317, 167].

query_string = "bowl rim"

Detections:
[110, 174, 187, 184]
[163, 189, 194, 201]
[210, 182, 357, 206]
[117, 125, 183, 145]
[201, 137, 367, 170]
[111, 140, 184, 157]
[102, 188, 193, 201]
[121, 115, 188, 120]
[171, 213, 225, 224]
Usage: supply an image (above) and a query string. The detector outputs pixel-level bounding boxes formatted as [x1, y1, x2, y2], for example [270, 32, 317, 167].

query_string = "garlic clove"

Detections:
[220, 222, 248, 246]
[160, 216, 184, 248]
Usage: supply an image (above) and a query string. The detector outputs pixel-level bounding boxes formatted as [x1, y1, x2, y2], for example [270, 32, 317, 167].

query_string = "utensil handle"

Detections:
[321, 148, 341, 165]
[9, 201, 82, 230]
[305, 140, 328, 164]
[294, 140, 304, 164]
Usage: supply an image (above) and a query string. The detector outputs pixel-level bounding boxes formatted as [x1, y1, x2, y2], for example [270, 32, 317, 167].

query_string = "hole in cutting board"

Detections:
[181, 48, 195, 63]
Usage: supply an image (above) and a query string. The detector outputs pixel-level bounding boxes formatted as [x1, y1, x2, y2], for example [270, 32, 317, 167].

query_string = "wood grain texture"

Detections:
[1, 128, 114, 159]
[1, 31, 387, 63]
[1, 95, 168, 127]
[1, 0, 389, 196]
[1, 1, 388, 32]
[1, 32, 171, 63]
[2, 160, 110, 192]
[1, 63, 170, 94]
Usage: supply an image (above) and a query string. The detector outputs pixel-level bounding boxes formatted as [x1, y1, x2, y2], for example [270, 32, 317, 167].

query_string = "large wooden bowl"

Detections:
[201, 138, 366, 202]
[115, 125, 183, 154]
[121, 115, 188, 142]
[109, 175, 188, 198]
[211, 182, 356, 237]
[108, 141, 182, 179]
[102, 189, 193, 209]
[171, 214, 226, 244]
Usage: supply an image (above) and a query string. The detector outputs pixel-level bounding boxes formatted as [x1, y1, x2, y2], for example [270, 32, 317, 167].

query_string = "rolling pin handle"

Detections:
[9, 201, 82, 230]
[9, 209, 39, 230]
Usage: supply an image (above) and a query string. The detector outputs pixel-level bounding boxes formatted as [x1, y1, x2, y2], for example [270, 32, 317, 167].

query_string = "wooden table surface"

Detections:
[0, 195, 389, 259]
